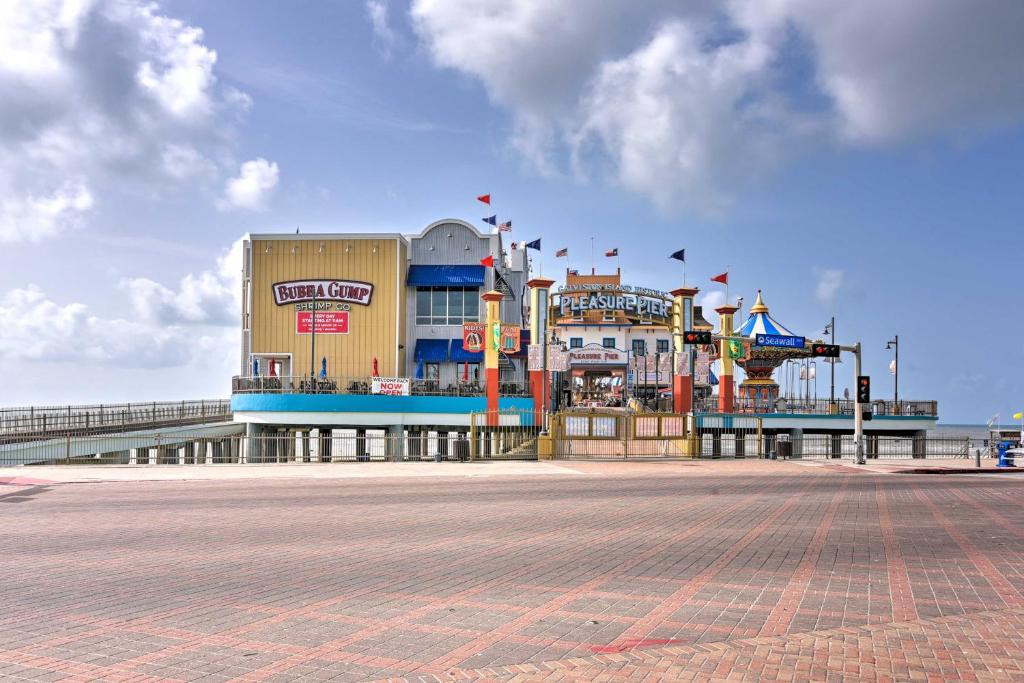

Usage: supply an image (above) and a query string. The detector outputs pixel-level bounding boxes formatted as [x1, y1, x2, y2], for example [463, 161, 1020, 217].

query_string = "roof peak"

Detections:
[750, 289, 768, 314]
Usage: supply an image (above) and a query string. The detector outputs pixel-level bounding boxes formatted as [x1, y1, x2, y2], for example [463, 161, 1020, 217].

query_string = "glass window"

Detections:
[416, 287, 480, 325]
[570, 337, 583, 349]
[425, 363, 440, 380]
[602, 337, 616, 348]
[656, 339, 670, 354]
[632, 339, 646, 356]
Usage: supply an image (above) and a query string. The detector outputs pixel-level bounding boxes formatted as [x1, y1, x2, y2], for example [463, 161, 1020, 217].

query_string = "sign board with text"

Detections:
[296, 311, 349, 334]
[755, 334, 805, 349]
[371, 377, 410, 395]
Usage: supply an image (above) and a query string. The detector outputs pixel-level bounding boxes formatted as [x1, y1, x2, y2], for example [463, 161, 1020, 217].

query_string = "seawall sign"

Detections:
[755, 334, 805, 349]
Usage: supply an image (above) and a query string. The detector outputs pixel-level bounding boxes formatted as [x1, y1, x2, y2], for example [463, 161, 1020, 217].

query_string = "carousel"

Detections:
[732, 291, 811, 411]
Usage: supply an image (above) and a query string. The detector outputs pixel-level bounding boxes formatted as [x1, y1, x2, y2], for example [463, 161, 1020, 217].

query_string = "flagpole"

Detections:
[590, 237, 595, 274]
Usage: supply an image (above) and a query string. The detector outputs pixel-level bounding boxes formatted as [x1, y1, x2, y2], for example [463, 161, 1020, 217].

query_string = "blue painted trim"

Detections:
[232, 393, 534, 415]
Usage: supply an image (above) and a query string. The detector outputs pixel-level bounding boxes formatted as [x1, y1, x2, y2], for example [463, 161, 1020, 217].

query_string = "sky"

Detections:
[0, 0, 1022, 423]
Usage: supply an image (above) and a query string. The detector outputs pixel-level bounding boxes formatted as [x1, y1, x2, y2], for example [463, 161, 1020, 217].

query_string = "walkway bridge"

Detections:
[0, 400, 241, 466]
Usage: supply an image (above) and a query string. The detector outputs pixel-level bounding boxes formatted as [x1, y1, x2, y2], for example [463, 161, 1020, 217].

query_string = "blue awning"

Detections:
[407, 265, 485, 287]
[450, 340, 483, 363]
[414, 339, 449, 362]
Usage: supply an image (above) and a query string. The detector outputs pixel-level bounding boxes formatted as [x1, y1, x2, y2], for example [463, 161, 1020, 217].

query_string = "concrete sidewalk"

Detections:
[0, 460, 585, 485]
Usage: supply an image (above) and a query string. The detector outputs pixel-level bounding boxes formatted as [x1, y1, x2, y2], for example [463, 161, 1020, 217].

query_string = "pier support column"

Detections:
[244, 423, 262, 464]
[317, 427, 333, 462]
[830, 433, 842, 459]
[386, 425, 404, 462]
[790, 428, 804, 459]
[912, 430, 927, 459]
[670, 287, 699, 414]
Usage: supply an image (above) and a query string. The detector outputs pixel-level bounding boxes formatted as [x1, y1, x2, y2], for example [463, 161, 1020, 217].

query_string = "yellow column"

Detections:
[482, 290, 504, 425]
[716, 305, 739, 413]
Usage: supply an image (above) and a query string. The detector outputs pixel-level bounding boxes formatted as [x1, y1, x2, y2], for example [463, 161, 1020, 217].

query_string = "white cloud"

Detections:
[366, 0, 399, 58]
[0, 181, 93, 242]
[122, 238, 242, 325]
[697, 290, 726, 327]
[814, 268, 843, 304]
[219, 158, 280, 211]
[411, 0, 1024, 212]
[0, 238, 242, 368]
[0, 0, 260, 241]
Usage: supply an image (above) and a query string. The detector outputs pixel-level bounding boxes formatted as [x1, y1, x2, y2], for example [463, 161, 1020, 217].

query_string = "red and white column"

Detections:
[482, 290, 504, 426]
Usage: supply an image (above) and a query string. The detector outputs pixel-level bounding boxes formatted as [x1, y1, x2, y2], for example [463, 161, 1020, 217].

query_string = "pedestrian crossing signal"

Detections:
[684, 330, 712, 345]
[857, 375, 871, 403]
[811, 343, 840, 358]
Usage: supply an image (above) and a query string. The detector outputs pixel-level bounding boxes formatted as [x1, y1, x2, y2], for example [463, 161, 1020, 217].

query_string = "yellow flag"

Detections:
[1014, 412, 1024, 420]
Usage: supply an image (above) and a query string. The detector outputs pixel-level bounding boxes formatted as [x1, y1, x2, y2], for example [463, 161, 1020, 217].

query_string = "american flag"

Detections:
[555, 248, 568, 257]
[498, 221, 511, 232]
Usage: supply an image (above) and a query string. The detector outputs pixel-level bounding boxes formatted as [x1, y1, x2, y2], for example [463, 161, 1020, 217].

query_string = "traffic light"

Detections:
[684, 330, 712, 345]
[856, 375, 870, 403]
[811, 343, 840, 358]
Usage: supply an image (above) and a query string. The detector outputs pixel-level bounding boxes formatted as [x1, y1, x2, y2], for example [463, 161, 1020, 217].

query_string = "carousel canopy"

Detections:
[733, 290, 796, 338]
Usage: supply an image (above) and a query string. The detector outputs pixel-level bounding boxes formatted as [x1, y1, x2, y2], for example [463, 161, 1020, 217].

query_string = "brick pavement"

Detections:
[1, 461, 1024, 681]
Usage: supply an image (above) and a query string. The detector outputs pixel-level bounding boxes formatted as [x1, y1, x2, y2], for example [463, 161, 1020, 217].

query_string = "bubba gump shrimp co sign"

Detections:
[273, 279, 374, 306]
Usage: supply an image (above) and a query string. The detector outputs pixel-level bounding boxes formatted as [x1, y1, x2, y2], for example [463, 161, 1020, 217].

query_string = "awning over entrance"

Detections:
[449, 340, 483, 363]
[407, 265, 485, 287]
[414, 339, 449, 361]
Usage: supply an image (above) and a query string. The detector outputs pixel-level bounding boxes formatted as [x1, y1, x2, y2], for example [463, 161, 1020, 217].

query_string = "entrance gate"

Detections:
[549, 411, 763, 459]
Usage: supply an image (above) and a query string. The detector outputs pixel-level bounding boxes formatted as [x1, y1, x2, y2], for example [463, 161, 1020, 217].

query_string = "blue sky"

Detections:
[1, 0, 1022, 423]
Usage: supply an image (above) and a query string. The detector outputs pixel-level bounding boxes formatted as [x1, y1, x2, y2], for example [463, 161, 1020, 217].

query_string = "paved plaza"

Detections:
[2, 461, 1024, 682]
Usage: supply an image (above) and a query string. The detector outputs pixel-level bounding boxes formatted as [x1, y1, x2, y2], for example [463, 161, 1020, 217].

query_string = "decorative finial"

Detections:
[750, 289, 768, 314]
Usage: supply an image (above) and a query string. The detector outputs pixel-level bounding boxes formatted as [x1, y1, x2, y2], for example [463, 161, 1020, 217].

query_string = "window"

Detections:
[425, 363, 440, 380]
[656, 339, 670, 354]
[602, 337, 616, 348]
[632, 339, 646, 356]
[415, 287, 480, 325]
[570, 337, 583, 349]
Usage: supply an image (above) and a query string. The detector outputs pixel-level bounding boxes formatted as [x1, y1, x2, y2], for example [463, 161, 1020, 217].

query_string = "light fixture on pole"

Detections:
[823, 317, 835, 404]
[885, 335, 899, 408]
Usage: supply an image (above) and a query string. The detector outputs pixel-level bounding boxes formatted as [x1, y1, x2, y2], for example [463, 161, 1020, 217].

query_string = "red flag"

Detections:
[710, 271, 728, 285]
[480, 254, 494, 267]
[372, 357, 379, 377]
[477, 194, 490, 205]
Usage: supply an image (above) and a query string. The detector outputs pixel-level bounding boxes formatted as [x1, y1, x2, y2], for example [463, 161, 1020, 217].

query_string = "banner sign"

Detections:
[568, 348, 628, 365]
[694, 350, 711, 384]
[676, 352, 690, 376]
[755, 333, 805, 349]
[372, 377, 410, 395]
[274, 279, 373, 306]
[463, 322, 485, 352]
[500, 325, 521, 353]
[296, 311, 349, 334]
[549, 347, 570, 372]
[528, 344, 544, 371]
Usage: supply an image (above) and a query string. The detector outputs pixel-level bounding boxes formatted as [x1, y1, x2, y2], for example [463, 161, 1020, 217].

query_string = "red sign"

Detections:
[296, 311, 349, 334]
[463, 322, 485, 352]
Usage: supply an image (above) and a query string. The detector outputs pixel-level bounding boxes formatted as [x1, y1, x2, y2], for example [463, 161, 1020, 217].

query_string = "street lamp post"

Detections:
[824, 317, 835, 404]
[886, 335, 899, 409]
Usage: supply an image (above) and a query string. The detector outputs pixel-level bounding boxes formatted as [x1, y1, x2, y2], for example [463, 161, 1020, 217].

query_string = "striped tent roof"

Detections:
[733, 290, 796, 338]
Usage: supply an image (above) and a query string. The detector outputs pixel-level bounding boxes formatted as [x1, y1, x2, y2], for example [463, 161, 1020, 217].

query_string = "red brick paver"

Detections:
[1, 461, 1023, 681]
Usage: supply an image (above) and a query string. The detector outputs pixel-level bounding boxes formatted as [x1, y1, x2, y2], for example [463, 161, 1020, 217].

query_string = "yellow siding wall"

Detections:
[250, 237, 406, 378]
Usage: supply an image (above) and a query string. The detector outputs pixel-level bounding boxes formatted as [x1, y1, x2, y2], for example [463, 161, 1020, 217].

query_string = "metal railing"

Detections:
[0, 400, 232, 440]
[231, 375, 532, 397]
[0, 427, 537, 466]
[695, 397, 938, 417]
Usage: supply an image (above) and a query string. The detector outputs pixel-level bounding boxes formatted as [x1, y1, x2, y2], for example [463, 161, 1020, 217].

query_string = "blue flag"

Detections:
[482, 215, 497, 225]
[525, 238, 541, 250]
[669, 249, 685, 262]
[415, 358, 425, 379]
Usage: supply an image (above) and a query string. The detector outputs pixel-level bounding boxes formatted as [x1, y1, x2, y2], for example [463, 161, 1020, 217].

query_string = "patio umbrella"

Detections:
[463, 362, 469, 382]
[415, 358, 424, 379]
[372, 357, 379, 377]
[268, 360, 277, 378]
[320, 356, 327, 379]
[252, 357, 259, 377]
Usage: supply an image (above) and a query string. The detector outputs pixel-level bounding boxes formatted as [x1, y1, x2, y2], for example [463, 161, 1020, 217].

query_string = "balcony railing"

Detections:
[0, 400, 232, 439]
[231, 376, 532, 398]
[695, 397, 938, 417]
